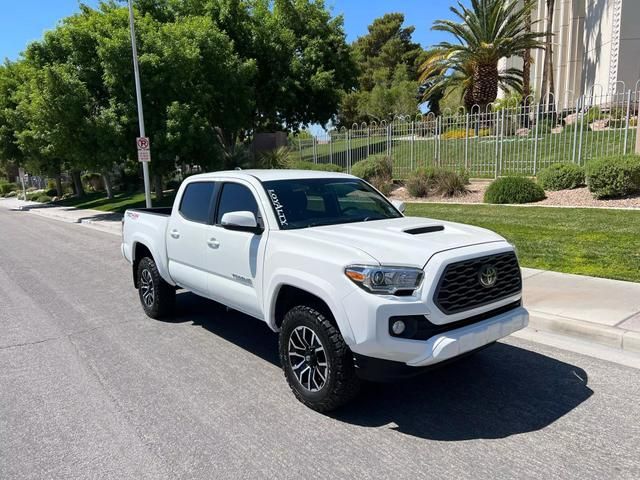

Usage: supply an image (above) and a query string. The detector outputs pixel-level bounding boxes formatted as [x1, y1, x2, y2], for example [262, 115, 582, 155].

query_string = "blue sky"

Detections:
[1, 0, 458, 61]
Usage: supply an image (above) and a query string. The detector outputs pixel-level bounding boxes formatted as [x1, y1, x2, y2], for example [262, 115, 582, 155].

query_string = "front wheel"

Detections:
[137, 256, 175, 319]
[279, 305, 360, 412]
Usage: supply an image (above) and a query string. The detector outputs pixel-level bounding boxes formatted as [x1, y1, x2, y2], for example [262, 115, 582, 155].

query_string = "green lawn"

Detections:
[54, 191, 176, 214]
[405, 203, 640, 283]
[298, 128, 637, 178]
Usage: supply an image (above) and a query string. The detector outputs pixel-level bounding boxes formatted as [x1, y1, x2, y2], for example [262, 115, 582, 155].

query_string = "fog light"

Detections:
[391, 320, 406, 335]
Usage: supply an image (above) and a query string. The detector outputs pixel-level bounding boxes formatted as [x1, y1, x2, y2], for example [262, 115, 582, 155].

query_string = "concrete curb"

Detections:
[15, 204, 122, 236]
[528, 311, 640, 354]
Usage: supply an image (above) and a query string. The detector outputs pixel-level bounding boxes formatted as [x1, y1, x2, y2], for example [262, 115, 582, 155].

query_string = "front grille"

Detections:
[434, 252, 522, 314]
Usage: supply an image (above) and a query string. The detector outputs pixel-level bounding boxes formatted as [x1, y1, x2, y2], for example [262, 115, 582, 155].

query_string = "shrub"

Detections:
[442, 129, 467, 140]
[405, 167, 469, 198]
[586, 155, 640, 199]
[369, 176, 393, 196]
[0, 182, 17, 195]
[351, 155, 393, 181]
[288, 160, 343, 172]
[434, 169, 469, 197]
[406, 167, 437, 197]
[25, 191, 45, 201]
[484, 176, 546, 204]
[35, 194, 52, 203]
[258, 146, 293, 169]
[82, 173, 104, 192]
[5, 190, 17, 198]
[585, 106, 601, 123]
[441, 128, 491, 140]
[537, 163, 585, 190]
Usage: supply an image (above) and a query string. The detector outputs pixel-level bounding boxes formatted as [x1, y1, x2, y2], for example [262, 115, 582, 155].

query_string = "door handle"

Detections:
[170, 229, 180, 239]
[207, 238, 220, 249]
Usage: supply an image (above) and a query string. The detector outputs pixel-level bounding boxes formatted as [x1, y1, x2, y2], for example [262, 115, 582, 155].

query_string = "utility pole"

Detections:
[128, 0, 152, 208]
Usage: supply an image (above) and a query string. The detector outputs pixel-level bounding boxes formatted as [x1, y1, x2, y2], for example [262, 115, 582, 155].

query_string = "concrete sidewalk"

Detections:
[2, 196, 640, 357]
[522, 268, 640, 355]
[0, 197, 123, 235]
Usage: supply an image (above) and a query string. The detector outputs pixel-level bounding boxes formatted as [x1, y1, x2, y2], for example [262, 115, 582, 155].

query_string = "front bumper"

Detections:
[339, 243, 528, 373]
[345, 296, 528, 369]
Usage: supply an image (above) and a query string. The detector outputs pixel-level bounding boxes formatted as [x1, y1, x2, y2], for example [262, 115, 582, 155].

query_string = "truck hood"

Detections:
[295, 216, 506, 267]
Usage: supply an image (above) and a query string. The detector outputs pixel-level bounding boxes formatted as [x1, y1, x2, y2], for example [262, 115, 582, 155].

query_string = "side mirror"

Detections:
[220, 211, 262, 234]
[391, 200, 406, 214]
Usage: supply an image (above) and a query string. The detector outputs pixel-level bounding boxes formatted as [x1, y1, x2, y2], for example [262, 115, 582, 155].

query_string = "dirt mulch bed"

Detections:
[389, 181, 640, 209]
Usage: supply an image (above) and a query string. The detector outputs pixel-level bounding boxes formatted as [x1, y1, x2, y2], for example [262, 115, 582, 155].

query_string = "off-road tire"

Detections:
[137, 256, 175, 319]
[279, 305, 360, 412]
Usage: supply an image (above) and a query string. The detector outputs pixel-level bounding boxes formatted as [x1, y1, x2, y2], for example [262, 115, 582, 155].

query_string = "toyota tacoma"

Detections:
[121, 170, 528, 411]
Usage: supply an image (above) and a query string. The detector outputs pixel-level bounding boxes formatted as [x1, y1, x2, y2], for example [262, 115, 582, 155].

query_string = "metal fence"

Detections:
[294, 82, 640, 178]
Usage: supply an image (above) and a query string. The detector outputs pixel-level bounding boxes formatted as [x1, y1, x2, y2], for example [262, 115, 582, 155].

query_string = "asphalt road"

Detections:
[1, 207, 639, 480]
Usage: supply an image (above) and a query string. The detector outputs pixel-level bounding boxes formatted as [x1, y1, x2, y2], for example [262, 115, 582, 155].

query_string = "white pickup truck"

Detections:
[121, 170, 528, 411]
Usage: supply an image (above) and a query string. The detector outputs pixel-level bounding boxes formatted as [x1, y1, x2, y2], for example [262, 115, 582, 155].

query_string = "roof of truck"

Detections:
[188, 169, 357, 182]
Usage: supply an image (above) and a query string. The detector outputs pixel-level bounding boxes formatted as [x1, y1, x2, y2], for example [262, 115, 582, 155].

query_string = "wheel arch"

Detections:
[269, 278, 355, 346]
[132, 241, 153, 288]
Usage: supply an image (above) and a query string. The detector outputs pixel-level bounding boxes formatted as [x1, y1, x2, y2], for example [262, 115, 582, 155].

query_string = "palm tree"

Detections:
[419, 48, 524, 112]
[522, 3, 533, 101]
[541, 0, 556, 112]
[420, 0, 544, 112]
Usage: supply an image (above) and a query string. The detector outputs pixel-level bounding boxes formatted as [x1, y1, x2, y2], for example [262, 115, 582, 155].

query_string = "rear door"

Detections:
[203, 181, 268, 319]
[166, 181, 218, 296]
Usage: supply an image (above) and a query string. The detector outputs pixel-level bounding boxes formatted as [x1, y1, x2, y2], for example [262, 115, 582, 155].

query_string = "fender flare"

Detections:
[266, 269, 356, 346]
[130, 234, 175, 287]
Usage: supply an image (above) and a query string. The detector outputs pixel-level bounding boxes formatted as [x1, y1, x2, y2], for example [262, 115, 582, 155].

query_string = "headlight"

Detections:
[344, 265, 424, 294]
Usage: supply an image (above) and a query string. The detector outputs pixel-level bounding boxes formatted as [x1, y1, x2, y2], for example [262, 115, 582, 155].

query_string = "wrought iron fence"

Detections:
[294, 82, 640, 179]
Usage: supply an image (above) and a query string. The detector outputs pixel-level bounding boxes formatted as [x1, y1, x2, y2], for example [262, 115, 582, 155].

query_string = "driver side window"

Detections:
[216, 182, 260, 224]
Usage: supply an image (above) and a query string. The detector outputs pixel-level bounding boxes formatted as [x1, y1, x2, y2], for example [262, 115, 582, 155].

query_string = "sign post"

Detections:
[128, 0, 152, 208]
[18, 167, 26, 202]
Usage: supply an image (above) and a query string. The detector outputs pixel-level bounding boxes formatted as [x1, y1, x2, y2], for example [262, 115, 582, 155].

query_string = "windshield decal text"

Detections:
[267, 189, 288, 226]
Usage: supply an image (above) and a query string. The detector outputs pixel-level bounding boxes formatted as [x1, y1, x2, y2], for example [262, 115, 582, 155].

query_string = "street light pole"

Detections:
[128, 0, 152, 208]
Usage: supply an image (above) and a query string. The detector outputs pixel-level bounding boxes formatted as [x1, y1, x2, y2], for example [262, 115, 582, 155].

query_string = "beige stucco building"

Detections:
[501, 0, 640, 107]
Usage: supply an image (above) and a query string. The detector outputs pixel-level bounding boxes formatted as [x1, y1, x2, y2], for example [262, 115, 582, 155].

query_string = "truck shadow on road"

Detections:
[174, 292, 594, 441]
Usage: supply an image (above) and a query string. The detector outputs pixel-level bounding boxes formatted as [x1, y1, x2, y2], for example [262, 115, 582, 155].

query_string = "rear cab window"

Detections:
[179, 182, 217, 224]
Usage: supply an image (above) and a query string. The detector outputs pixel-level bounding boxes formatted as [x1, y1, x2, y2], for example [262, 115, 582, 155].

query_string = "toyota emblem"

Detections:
[478, 264, 498, 288]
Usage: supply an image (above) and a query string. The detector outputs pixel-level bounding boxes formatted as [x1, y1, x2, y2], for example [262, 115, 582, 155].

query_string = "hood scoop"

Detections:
[404, 225, 445, 235]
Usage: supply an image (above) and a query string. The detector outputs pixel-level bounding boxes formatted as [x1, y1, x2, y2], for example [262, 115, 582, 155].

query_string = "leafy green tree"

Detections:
[420, 0, 543, 111]
[134, 0, 355, 133]
[0, 61, 28, 181]
[15, 63, 91, 197]
[339, 13, 424, 125]
[352, 13, 423, 91]
[1, 0, 355, 199]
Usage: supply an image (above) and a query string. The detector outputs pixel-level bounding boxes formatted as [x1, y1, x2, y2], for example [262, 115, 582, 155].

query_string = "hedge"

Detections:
[586, 155, 640, 199]
[537, 163, 585, 190]
[484, 176, 546, 204]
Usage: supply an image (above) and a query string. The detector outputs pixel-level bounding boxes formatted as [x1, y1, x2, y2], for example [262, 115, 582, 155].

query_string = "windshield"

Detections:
[262, 178, 402, 230]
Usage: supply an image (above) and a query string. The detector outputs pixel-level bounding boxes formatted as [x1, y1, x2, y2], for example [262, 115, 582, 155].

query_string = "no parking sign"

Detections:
[136, 137, 151, 162]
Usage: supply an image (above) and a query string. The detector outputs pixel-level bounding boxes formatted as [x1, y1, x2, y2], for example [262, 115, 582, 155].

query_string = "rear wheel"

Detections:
[137, 256, 175, 319]
[279, 305, 360, 412]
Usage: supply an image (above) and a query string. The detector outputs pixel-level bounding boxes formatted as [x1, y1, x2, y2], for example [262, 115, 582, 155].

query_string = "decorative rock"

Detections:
[590, 119, 609, 131]
[564, 113, 578, 125]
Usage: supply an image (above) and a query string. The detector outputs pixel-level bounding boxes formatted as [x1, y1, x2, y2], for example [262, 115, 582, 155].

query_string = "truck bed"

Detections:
[128, 207, 173, 216]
